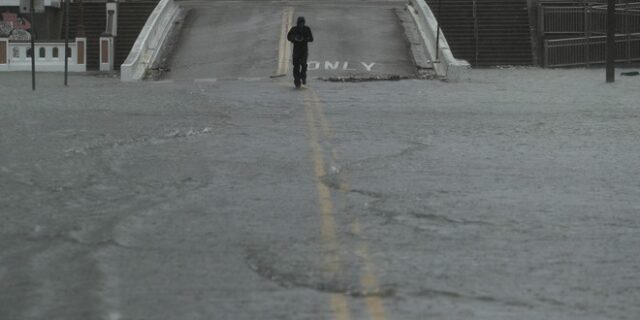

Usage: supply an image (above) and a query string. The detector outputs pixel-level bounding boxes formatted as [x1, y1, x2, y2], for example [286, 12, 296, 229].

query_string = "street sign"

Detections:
[20, 0, 45, 14]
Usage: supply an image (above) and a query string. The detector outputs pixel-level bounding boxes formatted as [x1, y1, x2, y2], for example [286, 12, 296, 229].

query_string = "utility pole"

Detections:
[606, 0, 616, 83]
[30, 0, 35, 91]
[64, 0, 69, 86]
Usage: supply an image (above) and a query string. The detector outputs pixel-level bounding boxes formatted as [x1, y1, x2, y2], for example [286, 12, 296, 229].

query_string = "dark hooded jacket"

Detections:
[287, 17, 313, 60]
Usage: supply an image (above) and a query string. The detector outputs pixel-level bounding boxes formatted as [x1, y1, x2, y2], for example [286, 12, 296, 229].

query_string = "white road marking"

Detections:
[194, 77, 266, 83]
[308, 61, 320, 70]
[194, 78, 217, 83]
[307, 61, 378, 71]
[361, 62, 376, 71]
[237, 77, 263, 81]
[325, 61, 340, 70]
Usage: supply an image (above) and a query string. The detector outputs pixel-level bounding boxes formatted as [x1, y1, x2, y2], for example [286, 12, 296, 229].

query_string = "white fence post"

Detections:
[75, 37, 87, 72]
[100, 35, 114, 71]
[106, 1, 119, 36]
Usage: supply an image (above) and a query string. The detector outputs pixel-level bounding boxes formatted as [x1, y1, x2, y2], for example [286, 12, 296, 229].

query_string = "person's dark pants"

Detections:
[292, 53, 308, 85]
[293, 62, 307, 84]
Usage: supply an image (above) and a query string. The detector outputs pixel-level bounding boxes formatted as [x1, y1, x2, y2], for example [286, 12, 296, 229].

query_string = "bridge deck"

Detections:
[165, 1, 417, 81]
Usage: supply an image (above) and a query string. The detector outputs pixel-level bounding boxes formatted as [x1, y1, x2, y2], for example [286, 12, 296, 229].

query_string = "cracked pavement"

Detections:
[1, 68, 639, 319]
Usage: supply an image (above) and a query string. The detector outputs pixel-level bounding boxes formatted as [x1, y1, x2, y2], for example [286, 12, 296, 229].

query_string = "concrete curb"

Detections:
[120, 0, 182, 81]
[407, 0, 471, 81]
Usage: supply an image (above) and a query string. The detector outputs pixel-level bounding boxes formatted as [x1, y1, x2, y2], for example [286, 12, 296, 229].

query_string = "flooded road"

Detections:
[1, 1, 640, 318]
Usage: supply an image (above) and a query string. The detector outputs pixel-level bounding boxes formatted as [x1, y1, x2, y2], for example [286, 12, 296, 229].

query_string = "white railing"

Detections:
[120, 0, 181, 81]
[407, 0, 470, 81]
[0, 38, 86, 72]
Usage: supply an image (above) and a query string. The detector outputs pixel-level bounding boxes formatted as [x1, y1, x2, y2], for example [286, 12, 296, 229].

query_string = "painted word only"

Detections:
[307, 61, 376, 72]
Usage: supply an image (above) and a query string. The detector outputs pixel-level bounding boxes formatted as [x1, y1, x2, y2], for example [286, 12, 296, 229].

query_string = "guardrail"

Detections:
[407, 0, 470, 80]
[0, 37, 86, 72]
[120, 0, 181, 81]
[544, 33, 640, 67]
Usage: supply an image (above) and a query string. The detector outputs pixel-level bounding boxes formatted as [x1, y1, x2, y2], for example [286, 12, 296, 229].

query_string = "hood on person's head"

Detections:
[297, 16, 305, 27]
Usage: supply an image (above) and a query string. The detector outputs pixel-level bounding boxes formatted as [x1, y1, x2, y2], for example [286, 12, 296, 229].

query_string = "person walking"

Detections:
[287, 16, 313, 88]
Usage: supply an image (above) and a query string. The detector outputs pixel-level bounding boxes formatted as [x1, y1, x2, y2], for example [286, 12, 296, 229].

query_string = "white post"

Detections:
[106, 1, 118, 36]
[75, 37, 86, 72]
[99, 35, 114, 71]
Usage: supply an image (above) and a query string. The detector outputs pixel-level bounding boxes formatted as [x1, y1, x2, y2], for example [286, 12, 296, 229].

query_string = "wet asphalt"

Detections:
[166, 0, 416, 81]
[1, 1, 640, 319]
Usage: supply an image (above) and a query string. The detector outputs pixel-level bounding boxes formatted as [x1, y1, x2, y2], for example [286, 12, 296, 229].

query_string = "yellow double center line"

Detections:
[303, 88, 387, 320]
[275, 7, 387, 318]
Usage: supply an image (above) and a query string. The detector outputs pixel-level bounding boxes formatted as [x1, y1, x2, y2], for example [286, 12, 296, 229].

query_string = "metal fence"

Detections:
[539, 3, 640, 35]
[544, 32, 640, 67]
[592, 3, 640, 33]
[539, 2, 640, 67]
[540, 6, 589, 34]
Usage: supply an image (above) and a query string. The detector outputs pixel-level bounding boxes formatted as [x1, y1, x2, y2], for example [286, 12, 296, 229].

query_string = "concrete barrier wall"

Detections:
[0, 38, 86, 72]
[120, 0, 181, 81]
[407, 0, 471, 81]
